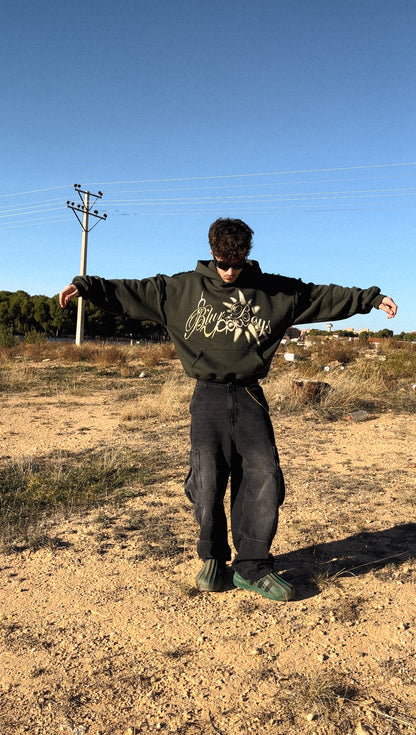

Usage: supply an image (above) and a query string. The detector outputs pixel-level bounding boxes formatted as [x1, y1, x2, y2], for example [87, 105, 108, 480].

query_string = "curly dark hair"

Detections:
[208, 218, 254, 259]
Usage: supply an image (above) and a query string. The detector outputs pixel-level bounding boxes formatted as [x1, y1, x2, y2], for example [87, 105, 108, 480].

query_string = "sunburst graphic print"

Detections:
[222, 290, 263, 345]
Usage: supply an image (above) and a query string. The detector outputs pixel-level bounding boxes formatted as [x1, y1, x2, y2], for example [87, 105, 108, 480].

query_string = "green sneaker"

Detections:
[196, 559, 226, 592]
[233, 571, 294, 601]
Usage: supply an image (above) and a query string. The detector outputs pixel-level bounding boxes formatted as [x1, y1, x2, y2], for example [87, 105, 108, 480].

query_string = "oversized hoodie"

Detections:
[73, 260, 384, 382]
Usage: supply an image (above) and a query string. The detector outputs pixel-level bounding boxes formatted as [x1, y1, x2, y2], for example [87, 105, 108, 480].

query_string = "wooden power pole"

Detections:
[67, 185, 107, 345]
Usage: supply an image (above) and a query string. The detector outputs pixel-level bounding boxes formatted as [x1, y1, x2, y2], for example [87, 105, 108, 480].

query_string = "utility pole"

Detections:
[67, 184, 107, 345]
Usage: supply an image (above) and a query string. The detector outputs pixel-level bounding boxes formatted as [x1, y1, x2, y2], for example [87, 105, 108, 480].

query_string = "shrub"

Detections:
[305, 339, 359, 368]
[0, 327, 16, 348]
[139, 342, 177, 368]
[24, 330, 48, 345]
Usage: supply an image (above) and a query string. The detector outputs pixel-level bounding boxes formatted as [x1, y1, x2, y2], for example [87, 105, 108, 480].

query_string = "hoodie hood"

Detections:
[195, 259, 264, 289]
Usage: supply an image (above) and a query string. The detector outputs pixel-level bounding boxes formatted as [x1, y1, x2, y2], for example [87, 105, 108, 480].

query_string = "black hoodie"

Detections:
[73, 259, 384, 382]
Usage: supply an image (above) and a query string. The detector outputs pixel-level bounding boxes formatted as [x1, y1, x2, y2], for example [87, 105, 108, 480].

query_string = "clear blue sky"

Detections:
[1, 0, 414, 333]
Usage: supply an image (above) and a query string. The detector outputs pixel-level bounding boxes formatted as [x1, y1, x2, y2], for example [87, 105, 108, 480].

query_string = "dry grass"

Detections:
[120, 374, 193, 423]
[1, 336, 414, 412]
[0, 341, 180, 394]
[279, 670, 416, 733]
[0, 448, 140, 550]
[284, 669, 356, 713]
[139, 342, 177, 367]
[0, 340, 178, 370]
[267, 339, 416, 418]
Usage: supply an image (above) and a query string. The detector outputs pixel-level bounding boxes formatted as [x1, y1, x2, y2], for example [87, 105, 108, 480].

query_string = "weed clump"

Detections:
[281, 671, 360, 732]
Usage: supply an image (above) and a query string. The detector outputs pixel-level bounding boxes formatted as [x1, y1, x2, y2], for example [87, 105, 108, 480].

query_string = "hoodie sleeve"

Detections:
[72, 275, 166, 324]
[292, 280, 385, 326]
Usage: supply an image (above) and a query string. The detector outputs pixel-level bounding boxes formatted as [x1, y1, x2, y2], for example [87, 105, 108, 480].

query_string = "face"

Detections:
[211, 251, 248, 284]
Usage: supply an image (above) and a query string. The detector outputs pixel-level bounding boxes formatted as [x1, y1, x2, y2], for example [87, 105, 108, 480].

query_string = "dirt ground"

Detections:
[0, 361, 415, 735]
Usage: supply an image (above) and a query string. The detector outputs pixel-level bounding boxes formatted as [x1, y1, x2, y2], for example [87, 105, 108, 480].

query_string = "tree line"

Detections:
[0, 290, 168, 344]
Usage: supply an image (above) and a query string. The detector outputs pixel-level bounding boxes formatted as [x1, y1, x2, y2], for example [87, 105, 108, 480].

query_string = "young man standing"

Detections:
[60, 218, 397, 601]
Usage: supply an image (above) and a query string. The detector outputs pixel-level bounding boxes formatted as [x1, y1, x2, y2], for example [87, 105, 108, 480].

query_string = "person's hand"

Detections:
[378, 296, 397, 319]
[59, 283, 79, 308]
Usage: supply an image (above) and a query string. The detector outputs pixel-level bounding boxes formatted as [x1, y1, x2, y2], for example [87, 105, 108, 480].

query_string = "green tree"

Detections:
[33, 295, 51, 333]
[49, 295, 76, 336]
[374, 328, 394, 339]
[9, 291, 33, 334]
[396, 331, 416, 342]
[0, 292, 13, 329]
[85, 302, 118, 338]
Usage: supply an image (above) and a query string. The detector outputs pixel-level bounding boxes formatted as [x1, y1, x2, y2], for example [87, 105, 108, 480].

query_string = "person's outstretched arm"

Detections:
[292, 280, 397, 326]
[59, 275, 166, 324]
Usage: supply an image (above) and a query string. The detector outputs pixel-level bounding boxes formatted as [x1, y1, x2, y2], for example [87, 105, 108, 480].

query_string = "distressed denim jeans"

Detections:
[184, 381, 285, 583]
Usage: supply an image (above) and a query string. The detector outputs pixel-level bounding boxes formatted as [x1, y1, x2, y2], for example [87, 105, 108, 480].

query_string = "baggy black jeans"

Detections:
[184, 380, 285, 583]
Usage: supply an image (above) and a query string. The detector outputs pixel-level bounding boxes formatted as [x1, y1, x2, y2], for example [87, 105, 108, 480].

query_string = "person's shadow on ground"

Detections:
[224, 522, 416, 600]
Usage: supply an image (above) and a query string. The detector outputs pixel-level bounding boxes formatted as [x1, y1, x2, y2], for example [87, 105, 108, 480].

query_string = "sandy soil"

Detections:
[0, 363, 415, 734]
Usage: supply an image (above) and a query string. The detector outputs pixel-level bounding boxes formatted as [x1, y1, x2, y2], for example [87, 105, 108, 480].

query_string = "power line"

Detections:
[0, 161, 415, 228]
[0, 198, 64, 212]
[100, 201, 416, 216]
[100, 170, 416, 196]
[1, 216, 70, 229]
[86, 161, 416, 188]
[0, 161, 415, 199]
[4, 195, 414, 225]
[0, 184, 72, 199]
[2, 183, 413, 218]
[1, 189, 415, 227]
[103, 185, 416, 205]
[0, 205, 65, 219]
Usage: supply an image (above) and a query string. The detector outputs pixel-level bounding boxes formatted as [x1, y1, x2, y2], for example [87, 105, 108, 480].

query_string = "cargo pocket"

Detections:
[184, 448, 200, 504]
[273, 445, 286, 506]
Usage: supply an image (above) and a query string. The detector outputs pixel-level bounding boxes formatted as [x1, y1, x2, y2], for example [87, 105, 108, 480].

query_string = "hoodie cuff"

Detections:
[72, 276, 88, 298]
[371, 293, 385, 309]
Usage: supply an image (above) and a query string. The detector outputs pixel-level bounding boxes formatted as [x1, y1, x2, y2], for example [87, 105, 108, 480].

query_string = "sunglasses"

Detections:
[213, 258, 246, 271]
